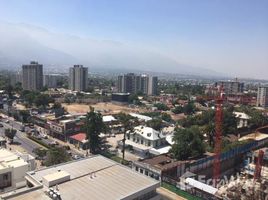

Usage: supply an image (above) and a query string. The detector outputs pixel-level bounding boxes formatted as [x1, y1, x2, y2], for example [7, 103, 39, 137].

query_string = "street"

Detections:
[0, 120, 41, 156]
[0, 116, 85, 158]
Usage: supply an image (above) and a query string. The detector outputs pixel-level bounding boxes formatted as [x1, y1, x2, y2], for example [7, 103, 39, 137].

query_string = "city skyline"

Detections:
[0, 0, 267, 79]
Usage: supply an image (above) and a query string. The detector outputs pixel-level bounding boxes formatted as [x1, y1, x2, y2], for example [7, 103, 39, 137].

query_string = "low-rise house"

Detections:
[68, 133, 89, 150]
[132, 154, 188, 182]
[48, 116, 84, 141]
[0, 149, 35, 193]
[234, 112, 250, 128]
[122, 125, 171, 158]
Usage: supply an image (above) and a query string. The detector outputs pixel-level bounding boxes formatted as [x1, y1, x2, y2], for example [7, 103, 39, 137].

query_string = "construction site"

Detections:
[185, 87, 268, 200]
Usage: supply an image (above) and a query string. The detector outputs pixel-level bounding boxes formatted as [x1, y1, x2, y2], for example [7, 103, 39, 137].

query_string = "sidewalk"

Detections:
[157, 187, 186, 200]
[48, 135, 87, 156]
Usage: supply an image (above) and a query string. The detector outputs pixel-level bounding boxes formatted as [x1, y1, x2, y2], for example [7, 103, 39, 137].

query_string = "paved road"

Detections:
[0, 122, 41, 156]
[1, 118, 84, 158]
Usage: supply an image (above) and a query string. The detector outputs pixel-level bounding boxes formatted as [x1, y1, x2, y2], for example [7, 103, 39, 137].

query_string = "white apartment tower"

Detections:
[22, 61, 43, 91]
[256, 86, 268, 108]
[69, 65, 88, 92]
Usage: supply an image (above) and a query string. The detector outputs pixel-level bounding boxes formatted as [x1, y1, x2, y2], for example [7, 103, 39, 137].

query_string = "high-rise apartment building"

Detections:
[148, 76, 158, 96]
[215, 80, 244, 95]
[117, 73, 158, 95]
[43, 74, 64, 88]
[22, 61, 43, 91]
[69, 65, 88, 92]
[256, 86, 268, 108]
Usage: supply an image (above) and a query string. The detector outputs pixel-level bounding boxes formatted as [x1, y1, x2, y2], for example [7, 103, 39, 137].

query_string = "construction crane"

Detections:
[213, 86, 224, 188]
[254, 150, 264, 181]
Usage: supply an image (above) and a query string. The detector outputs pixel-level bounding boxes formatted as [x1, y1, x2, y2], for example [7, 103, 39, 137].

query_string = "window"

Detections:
[135, 166, 139, 171]
[145, 171, 148, 176]
[140, 169, 144, 174]
[3, 174, 8, 180]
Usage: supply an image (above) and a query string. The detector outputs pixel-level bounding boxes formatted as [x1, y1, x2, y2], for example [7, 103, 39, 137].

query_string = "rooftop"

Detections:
[130, 125, 165, 141]
[140, 154, 186, 171]
[5, 155, 159, 200]
[69, 133, 87, 143]
[0, 149, 29, 170]
[129, 113, 152, 122]
[102, 115, 117, 122]
[239, 132, 268, 141]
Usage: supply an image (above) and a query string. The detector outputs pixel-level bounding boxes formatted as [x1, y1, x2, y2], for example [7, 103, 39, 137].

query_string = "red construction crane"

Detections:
[254, 150, 264, 181]
[213, 86, 224, 188]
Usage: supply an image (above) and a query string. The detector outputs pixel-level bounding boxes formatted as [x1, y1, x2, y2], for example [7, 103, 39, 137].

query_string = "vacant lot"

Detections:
[62, 102, 147, 115]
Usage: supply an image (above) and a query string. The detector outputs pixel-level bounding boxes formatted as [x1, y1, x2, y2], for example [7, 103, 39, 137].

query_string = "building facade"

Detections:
[117, 73, 158, 95]
[256, 86, 268, 108]
[22, 61, 43, 91]
[69, 65, 88, 92]
[215, 80, 244, 95]
[0, 149, 35, 192]
[43, 74, 64, 88]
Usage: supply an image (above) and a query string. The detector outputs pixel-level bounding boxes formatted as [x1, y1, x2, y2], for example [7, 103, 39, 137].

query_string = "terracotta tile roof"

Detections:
[70, 133, 86, 142]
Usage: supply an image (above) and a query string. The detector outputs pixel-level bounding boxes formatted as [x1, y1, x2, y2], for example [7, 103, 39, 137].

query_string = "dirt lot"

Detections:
[62, 102, 147, 115]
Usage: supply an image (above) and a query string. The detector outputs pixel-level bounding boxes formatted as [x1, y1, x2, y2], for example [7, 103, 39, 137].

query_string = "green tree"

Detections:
[4, 84, 14, 99]
[85, 107, 105, 154]
[146, 118, 162, 131]
[154, 103, 169, 111]
[183, 102, 195, 115]
[161, 113, 172, 122]
[44, 147, 70, 166]
[35, 94, 54, 107]
[4, 128, 17, 143]
[33, 148, 47, 160]
[248, 109, 268, 129]
[170, 126, 205, 160]
[172, 106, 183, 114]
[19, 110, 30, 123]
[116, 112, 136, 161]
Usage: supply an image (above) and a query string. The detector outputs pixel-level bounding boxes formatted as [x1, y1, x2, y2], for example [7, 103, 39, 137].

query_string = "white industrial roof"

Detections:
[8, 155, 160, 200]
[129, 113, 152, 122]
[185, 178, 218, 195]
[131, 126, 166, 141]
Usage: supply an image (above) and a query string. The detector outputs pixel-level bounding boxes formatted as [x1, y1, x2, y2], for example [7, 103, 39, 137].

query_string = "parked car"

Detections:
[19, 126, 25, 132]
[72, 154, 81, 160]
[49, 141, 59, 147]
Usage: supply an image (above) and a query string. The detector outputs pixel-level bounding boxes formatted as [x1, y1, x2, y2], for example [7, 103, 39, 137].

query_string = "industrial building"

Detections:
[0, 155, 160, 200]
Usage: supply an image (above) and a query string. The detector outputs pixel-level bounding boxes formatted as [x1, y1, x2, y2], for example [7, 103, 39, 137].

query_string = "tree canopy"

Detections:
[5, 128, 17, 143]
[44, 147, 70, 166]
[170, 126, 205, 160]
[84, 107, 105, 154]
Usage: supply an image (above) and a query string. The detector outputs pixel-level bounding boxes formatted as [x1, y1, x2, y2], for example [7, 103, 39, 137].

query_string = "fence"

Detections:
[188, 136, 268, 173]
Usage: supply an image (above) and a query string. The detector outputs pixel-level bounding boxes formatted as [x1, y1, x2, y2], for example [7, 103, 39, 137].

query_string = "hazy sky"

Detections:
[0, 0, 267, 79]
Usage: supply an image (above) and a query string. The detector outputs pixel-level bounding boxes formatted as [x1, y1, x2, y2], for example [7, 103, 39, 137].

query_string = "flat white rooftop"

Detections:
[0, 149, 28, 170]
[6, 155, 160, 200]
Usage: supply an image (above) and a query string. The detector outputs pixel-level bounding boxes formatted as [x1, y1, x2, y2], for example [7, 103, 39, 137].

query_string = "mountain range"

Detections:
[0, 22, 225, 78]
